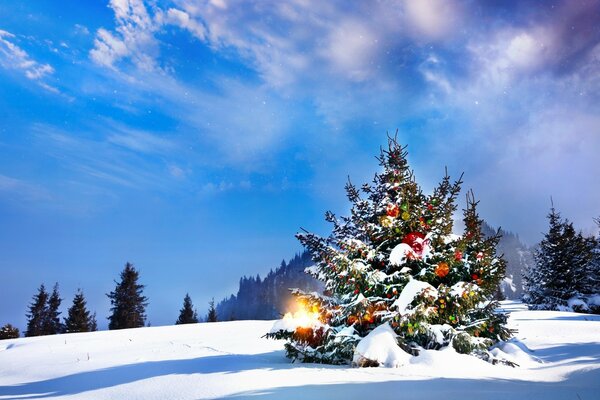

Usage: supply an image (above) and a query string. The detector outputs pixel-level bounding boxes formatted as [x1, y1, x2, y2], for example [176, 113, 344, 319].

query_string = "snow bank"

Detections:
[1, 302, 600, 399]
[490, 339, 542, 368]
[352, 323, 411, 367]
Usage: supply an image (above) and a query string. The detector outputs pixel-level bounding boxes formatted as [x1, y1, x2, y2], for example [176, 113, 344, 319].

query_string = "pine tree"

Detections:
[25, 284, 49, 337]
[89, 312, 98, 332]
[0, 323, 20, 340]
[524, 207, 597, 312]
[207, 298, 218, 322]
[64, 290, 97, 333]
[176, 293, 199, 324]
[44, 283, 64, 335]
[268, 136, 511, 365]
[107, 262, 149, 330]
[578, 231, 599, 299]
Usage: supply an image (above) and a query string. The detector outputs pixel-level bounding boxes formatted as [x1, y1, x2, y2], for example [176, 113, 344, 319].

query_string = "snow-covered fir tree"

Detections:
[107, 263, 149, 329]
[176, 293, 199, 324]
[524, 207, 599, 313]
[25, 284, 49, 337]
[64, 290, 98, 333]
[268, 137, 512, 366]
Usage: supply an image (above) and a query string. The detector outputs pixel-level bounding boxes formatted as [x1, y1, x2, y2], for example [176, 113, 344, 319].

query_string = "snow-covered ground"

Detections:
[1, 301, 599, 399]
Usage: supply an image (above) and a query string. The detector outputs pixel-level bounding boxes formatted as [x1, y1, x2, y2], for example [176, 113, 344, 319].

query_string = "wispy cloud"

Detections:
[0, 174, 52, 203]
[0, 29, 58, 92]
[107, 126, 178, 154]
[31, 122, 186, 193]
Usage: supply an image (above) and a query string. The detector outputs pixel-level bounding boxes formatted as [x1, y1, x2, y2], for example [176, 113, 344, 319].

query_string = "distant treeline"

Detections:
[216, 252, 323, 320]
[0, 262, 217, 340]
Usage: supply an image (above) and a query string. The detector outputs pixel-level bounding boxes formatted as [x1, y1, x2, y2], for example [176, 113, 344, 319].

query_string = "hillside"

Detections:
[1, 302, 599, 399]
[483, 223, 533, 299]
[216, 252, 322, 320]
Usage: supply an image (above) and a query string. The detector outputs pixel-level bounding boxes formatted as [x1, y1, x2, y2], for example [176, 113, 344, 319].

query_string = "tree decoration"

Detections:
[267, 135, 512, 366]
[386, 204, 400, 218]
[435, 262, 450, 278]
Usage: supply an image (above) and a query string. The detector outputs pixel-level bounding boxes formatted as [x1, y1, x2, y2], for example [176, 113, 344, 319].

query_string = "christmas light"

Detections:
[282, 303, 321, 329]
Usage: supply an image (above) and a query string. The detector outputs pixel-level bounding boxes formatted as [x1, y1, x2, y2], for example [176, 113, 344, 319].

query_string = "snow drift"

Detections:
[1, 302, 599, 399]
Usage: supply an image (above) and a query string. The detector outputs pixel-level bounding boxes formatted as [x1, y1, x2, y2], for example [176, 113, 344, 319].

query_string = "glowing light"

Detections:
[283, 304, 321, 329]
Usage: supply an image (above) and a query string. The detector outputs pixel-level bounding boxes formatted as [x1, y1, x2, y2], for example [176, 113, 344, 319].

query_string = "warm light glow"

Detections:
[283, 303, 321, 328]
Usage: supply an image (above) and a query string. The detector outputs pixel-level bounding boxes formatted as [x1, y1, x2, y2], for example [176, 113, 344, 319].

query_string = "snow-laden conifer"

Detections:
[268, 136, 512, 365]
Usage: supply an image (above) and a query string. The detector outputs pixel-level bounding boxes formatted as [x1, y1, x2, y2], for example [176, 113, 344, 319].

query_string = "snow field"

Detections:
[1, 302, 599, 399]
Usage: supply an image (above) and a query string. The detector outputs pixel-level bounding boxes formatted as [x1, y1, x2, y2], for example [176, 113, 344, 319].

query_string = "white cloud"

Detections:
[403, 0, 462, 41]
[0, 29, 57, 91]
[504, 32, 548, 70]
[164, 8, 206, 40]
[323, 19, 379, 82]
[74, 24, 90, 36]
[24, 63, 54, 80]
[468, 28, 552, 88]
[90, 28, 130, 69]
[90, 0, 159, 71]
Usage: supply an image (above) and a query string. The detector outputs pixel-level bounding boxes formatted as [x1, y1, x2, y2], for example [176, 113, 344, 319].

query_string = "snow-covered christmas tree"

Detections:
[268, 136, 512, 366]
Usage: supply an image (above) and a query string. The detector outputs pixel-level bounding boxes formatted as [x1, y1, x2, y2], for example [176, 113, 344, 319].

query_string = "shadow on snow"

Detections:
[222, 368, 600, 400]
[0, 350, 318, 399]
[1, 344, 600, 399]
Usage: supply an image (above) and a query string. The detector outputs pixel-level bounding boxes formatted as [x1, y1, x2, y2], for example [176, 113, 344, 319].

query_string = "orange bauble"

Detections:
[435, 262, 450, 278]
[386, 203, 400, 218]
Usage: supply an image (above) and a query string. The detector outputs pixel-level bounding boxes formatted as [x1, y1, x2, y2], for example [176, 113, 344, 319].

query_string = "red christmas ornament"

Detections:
[402, 232, 425, 252]
[354, 288, 360, 294]
[427, 203, 434, 211]
[476, 252, 484, 260]
[454, 250, 463, 261]
[386, 203, 400, 218]
[471, 273, 479, 280]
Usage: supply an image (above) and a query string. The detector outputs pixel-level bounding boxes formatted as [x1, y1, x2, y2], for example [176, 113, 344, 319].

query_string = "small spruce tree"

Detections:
[0, 323, 20, 340]
[64, 290, 97, 333]
[25, 284, 49, 337]
[176, 293, 199, 324]
[207, 298, 218, 322]
[268, 136, 511, 365]
[107, 262, 149, 330]
[89, 312, 98, 332]
[44, 283, 64, 335]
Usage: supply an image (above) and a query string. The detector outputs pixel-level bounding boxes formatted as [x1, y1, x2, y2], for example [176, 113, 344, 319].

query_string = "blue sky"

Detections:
[1, 0, 599, 330]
